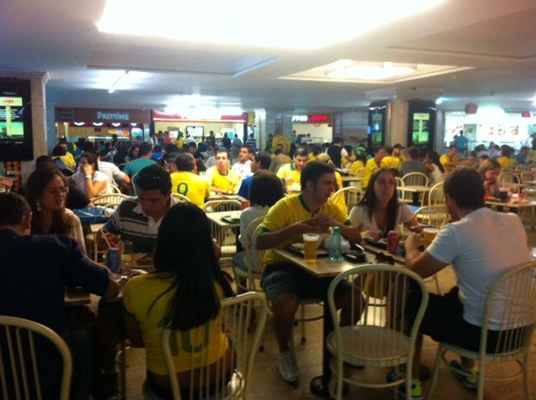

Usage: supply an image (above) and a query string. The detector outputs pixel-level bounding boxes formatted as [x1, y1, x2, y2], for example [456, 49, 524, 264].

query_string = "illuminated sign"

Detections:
[292, 115, 308, 122]
[291, 114, 330, 123]
[96, 111, 130, 121]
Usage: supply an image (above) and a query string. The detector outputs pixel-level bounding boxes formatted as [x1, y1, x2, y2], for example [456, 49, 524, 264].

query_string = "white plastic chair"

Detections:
[428, 261, 536, 400]
[327, 264, 429, 400]
[400, 172, 430, 205]
[161, 292, 267, 400]
[0, 315, 73, 400]
[171, 193, 192, 203]
[331, 186, 361, 213]
[92, 193, 128, 209]
[203, 200, 242, 213]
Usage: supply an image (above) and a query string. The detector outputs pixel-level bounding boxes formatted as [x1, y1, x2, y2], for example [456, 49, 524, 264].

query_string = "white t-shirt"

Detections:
[99, 160, 128, 185]
[64, 208, 87, 254]
[71, 170, 112, 196]
[231, 160, 252, 180]
[350, 203, 414, 236]
[427, 207, 530, 329]
[239, 205, 268, 247]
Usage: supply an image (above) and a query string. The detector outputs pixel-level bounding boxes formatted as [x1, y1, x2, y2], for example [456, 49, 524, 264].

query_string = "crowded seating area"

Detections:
[3, 2, 536, 399]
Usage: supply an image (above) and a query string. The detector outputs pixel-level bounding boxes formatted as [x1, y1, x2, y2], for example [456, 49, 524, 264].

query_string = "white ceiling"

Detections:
[2, 0, 536, 112]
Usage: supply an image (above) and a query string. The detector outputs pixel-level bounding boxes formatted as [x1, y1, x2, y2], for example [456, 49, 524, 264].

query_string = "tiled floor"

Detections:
[123, 236, 536, 400]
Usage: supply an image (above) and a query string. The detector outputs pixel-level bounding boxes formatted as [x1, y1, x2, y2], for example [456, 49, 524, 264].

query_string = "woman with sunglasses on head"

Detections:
[25, 166, 86, 253]
[350, 168, 420, 241]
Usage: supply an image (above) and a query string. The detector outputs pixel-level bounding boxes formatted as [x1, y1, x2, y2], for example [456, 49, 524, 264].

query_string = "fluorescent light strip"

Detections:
[97, 0, 446, 50]
[108, 70, 130, 94]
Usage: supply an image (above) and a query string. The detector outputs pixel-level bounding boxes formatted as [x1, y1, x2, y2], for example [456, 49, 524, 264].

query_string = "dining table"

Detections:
[273, 243, 406, 397]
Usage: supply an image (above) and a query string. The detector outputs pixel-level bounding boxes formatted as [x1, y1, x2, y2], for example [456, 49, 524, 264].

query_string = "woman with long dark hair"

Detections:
[350, 168, 419, 240]
[122, 203, 234, 398]
[25, 166, 86, 252]
[71, 152, 111, 199]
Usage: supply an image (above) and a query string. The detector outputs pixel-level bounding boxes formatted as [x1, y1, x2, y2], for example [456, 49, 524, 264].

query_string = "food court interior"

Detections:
[2, 1, 536, 399]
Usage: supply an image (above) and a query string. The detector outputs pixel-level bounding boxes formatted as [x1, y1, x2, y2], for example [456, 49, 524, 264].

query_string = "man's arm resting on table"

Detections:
[405, 234, 448, 279]
[256, 223, 311, 250]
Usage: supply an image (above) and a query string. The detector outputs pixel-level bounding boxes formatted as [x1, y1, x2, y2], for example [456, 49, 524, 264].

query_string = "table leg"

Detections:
[310, 300, 334, 398]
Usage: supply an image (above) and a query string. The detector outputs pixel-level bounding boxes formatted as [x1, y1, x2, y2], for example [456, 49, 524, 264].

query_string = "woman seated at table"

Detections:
[350, 168, 420, 241]
[478, 158, 501, 199]
[123, 203, 234, 399]
[71, 152, 111, 199]
[26, 166, 87, 253]
[233, 171, 285, 275]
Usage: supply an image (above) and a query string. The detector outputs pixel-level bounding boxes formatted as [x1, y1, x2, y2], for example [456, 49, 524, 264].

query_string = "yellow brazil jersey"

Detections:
[363, 158, 380, 188]
[60, 152, 76, 170]
[276, 163, 301, 192]
[175, 138, 185, 149]
[207, 166, 240, 194]
[123, 274, 228, 375]
[258, 194, 348, 267]
[440, 154, 457, 174]
[349, 160, 365, 177]
[330, 171, 348, 215]
[381, 155, 401, 170]
[170, 171, 209, 207]
[497, 156, 515, 170]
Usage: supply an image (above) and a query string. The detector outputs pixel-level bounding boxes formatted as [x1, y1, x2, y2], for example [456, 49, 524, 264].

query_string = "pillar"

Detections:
[387, 99, 409, 147]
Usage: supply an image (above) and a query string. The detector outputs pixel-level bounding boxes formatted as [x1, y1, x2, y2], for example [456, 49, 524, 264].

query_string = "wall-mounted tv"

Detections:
[0, 78, 33, 161]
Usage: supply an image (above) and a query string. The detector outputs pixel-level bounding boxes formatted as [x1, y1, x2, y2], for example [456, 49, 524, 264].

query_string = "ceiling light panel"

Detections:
[96, 0, 446, 50]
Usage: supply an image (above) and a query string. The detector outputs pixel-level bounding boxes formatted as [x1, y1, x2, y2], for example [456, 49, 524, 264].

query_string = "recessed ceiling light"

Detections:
[96, 0, 446, 50]
[282, 60, 472, 83]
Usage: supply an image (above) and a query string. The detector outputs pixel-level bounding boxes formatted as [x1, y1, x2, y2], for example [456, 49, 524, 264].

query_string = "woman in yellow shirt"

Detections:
[123, 203, 234, 398]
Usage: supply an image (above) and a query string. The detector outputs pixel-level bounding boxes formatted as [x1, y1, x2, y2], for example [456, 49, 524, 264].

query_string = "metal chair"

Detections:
[0, 315, 73, 400]
[203, 200, 242, 213]
[92, 193, 128, 209]
[161, 292, 267, 400]
[327, 264, 429, 400]
[232, 216, 266, 293]
[400, 172, 430, 206]
[428, 261, 536, 400]
[331, 187, 361, 214]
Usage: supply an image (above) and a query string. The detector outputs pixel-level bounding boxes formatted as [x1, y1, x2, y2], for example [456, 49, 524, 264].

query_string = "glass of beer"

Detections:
[303, 233, 320, 261]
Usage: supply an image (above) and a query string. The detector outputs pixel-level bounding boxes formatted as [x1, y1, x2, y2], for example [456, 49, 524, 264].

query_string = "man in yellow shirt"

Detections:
[170, 153, 209, 207]
[206, 149, 240, 194]
[381, 145, 402, 171]
[363, 146, 388, 187]
[440, 145, 458, 175]
[497, 147, 515, 170]
[276, 147, 309, 192]
[257, 161, 361, 384]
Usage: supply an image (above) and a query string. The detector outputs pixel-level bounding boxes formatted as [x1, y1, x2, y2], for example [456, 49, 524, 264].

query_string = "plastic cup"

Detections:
[303, 233, 320, 261]
[387, 231, 400, 254]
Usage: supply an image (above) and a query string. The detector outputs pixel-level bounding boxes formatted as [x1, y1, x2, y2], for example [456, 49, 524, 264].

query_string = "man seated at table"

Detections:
[405, 168, 530, 392]
[170, 153, 209, 207]
[238, 151, 272, 200]
[104, 164, 176, 254]
[256, 161, 362, 384]
[206, 148, 240, 194]
[440, 145, 458, 175]
[400, 147, 427, 176]
[231, 145, 253, 180]
[0, 192, 121, 400]
[276, 146, 309, 192]
[363, 146, 388, 188]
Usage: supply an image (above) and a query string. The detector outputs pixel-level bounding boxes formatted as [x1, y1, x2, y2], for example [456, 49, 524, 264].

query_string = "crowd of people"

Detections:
[0, 131, 534, 399]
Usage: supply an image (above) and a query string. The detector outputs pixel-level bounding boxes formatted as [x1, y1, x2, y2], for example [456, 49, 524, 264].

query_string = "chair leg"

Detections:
[522, 355, 530, 400]
[427, 345, 443, 399]
[300, 305, 306, 344]
[477, 360, 486, 400]
[434, 275, 442, 295]
[119, 341, 127, 400]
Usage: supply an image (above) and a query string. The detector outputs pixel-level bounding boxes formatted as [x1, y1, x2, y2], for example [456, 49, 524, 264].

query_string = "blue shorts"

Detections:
[261, 263, 350, 302]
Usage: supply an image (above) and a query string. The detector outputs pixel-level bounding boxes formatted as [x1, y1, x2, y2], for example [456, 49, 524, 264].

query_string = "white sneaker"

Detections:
[278, 350, 299, 384]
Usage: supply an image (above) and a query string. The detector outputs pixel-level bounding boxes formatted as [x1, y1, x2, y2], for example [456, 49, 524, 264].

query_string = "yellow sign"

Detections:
[0, 97, 23, 107]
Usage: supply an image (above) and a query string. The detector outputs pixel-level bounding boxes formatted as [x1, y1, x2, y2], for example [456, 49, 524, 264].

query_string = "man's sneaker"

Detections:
[449, 360, 478, 390]
[278, 350, 299, 384]
[396, 379, 423, 400]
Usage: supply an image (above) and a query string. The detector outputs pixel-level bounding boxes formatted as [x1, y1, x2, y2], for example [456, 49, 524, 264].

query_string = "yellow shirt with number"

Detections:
[123, 274, 228, 375]
[381, 155, 401, 170]
[276, 163, 301, 192]
[170, 171, 209, 207]
[363, 158, 380, 188]
[258, 194, 348, 267]
[207, 166, 240, 193]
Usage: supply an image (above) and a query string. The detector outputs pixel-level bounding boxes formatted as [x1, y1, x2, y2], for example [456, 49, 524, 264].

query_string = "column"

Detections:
[387, 99, 409, 147]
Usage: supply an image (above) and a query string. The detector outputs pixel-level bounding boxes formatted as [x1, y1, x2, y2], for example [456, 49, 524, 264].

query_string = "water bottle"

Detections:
[327, 226, 344, 262]
[106, 248, 121, 273]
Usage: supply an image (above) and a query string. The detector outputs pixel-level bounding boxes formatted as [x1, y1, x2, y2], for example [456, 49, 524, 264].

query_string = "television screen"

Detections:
[0, 96, 25, 140]
[411, 112, 431, 145]
[0, 79, 33, 161]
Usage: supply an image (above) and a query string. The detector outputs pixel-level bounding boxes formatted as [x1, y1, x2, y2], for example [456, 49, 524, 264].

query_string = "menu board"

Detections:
[0, 97, 25, 140]
[411, 112, 430, 145]
[370, 110, 384, 146]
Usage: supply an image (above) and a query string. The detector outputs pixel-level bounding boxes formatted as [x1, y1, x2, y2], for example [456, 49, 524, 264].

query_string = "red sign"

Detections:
[308, 114, 330, 123]
[522, 111, 531, 118]
[465, 103, 478, 114]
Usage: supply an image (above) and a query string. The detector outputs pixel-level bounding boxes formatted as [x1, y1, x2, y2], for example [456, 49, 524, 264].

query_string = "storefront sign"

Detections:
[153, 110, 247, 122]
[55, 107, 150, 123]
[291, 114, 331, 123]
[291, 115, 308, 122]
[96, 111, 129, 121]
[465, 103, 478, 114]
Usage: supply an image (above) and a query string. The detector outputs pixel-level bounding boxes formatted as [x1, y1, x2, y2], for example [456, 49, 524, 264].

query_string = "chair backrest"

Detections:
[327, 264, 428, 368]
[92, 193, 128, 209]
[427, 181, 445, 207]
[413, 206, 448, 228]
[401, 172, 429, 187]
[242, 215, 267, 288]
[172, 193, 192, 203]
[331, 186, 361, 211]
[161, 292, 267, 400]
[0, 316, 73, 400]
[480, 261, 536, 358]
[203, 200, 242, 213]
[110, 184, 122, 194]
